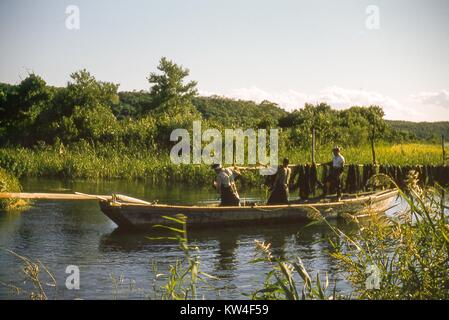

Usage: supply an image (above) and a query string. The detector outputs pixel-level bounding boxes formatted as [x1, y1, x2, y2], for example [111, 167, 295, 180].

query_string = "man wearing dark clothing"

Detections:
[267, 158, 291, 205]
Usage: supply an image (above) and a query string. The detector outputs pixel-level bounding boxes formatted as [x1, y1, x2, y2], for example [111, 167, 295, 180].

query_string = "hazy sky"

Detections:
[1, 0, 448, 121]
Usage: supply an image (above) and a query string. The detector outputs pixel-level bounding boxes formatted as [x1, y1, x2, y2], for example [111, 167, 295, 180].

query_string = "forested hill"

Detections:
[387, 120, 449, 142]
[116, 91, 288, 128]
[193, 97, 449, 142]
[193, 96, 287, 128]
[118, 90, 449, 139]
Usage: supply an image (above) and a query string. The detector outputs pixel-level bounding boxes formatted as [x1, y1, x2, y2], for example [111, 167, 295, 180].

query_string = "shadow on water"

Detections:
[100, 220, 356, 251]
[99, 219, 360, 278]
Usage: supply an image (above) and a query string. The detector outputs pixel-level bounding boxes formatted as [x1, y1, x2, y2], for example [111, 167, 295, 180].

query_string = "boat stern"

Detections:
[99, 201, 136, 229]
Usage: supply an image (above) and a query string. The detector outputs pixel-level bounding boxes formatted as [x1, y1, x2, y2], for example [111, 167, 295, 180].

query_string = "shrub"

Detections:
[0, 168, 29, 210]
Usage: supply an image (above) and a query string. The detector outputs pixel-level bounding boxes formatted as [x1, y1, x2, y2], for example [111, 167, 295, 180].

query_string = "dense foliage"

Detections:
[0, 167, 28, 209]
[1, 57, 440, 154]
[387, 120, 449, 142]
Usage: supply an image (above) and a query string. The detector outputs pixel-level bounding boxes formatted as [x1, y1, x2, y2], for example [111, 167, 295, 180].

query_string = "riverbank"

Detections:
[0, 168, 29, 210]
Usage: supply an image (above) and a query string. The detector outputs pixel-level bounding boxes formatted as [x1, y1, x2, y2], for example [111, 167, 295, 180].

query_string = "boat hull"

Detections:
[99, 189, 399, 230]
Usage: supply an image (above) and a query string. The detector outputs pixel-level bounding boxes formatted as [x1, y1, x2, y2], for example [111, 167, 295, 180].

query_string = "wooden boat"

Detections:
[99, 189, 399, 230]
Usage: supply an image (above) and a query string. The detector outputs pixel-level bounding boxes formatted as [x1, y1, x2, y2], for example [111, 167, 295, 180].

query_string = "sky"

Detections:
[0, 0, 448, 121]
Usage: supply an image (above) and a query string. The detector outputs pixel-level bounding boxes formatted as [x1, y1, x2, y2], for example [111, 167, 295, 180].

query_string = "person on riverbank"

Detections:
[212, 164, 241, 206]
[267, 158, 291, 205]
[323, 146, 345, 201]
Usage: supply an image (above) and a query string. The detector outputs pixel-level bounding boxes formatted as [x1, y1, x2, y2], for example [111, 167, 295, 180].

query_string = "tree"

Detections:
[115, 91, 152, 118]
[365, 105, 386, 164]
[2, 74, 51, 121]
[68, 104, 119, 144]
[0, 74, 53, 146]
[279, 103, 338, 148]
[147, 57, 198, 115]
[146, 58, 202, 145]
[338, 107, 373, 146]
[35, 70, 120, 144]
[193, 96, 286, 129]
[64, 69, 119, 112]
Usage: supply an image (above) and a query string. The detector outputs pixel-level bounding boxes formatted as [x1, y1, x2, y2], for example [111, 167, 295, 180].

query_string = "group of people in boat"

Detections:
[212, 146, 345, 206]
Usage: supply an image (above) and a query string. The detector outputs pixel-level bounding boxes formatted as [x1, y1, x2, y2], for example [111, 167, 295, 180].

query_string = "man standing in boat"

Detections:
[212, 164, 241, 206]
[323, 146, 345, 201]
[267, 158, 291, 205]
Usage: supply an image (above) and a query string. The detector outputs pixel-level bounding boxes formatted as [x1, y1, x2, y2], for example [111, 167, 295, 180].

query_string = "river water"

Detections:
[0, 178, 398, 300]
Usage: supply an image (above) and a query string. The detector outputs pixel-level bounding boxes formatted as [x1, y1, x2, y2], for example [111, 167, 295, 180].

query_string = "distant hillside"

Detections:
[387, 120, 449, 142]
[114, 92, 288, 127]
[193, 96, 288, 128]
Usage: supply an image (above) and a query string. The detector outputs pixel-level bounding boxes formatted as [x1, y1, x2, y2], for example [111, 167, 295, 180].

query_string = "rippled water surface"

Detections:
[1, 178, 401, 299]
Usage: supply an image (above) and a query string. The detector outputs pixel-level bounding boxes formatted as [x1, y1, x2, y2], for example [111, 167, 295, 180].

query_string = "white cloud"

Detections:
[314, 86, 404, 112]
[411, 90, 449, 109]
[199, 86, 419, 120]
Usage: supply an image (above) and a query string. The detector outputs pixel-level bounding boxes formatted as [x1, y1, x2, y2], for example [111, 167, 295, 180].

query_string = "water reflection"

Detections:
[1, 177, 381, 299]
[98, 219, 358, 287]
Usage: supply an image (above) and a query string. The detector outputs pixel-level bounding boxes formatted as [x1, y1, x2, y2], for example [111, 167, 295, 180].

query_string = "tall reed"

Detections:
[149, 214, 218, 300]
[324, 172, 449, 299]
[249, 240, 336, 300]
[0, 250, 57, 300]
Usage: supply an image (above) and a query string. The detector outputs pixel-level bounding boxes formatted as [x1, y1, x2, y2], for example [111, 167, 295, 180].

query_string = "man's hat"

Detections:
[211, 163, 222, 170]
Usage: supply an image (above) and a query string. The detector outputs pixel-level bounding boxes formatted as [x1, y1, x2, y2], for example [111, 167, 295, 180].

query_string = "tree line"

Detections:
[0, 57, 442, 154]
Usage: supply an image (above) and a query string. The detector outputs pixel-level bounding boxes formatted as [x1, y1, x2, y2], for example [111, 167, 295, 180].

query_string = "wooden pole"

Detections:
[371, 128, 376, 165]
[0, 192, 112, 200]
[0, 192, 154, 205]
[115, 194, 153, 205]
[312, 127, 316, 164]
[442, 134, 445, 166]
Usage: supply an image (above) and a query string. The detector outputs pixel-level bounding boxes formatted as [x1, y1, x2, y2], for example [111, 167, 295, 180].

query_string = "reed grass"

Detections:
[0, 143, 443, 186]
[249, 240, 336, 300]
[0, 249, 57, 300]
[248, 172, 449, 300]
[285, 143, 442, 165]
[321, 173, 449, 299]
[0, 146, 214, 184]
[148, 214, 218, 300]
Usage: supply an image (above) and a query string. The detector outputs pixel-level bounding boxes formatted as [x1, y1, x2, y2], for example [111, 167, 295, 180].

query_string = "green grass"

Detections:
[0, 168, 29, 210]
[0, 143, 443, 187]
[285, 143, 443, 165]
[0, 147, 209, 182]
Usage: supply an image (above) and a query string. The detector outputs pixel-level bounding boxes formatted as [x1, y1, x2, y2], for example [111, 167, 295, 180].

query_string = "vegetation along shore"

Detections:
[1, 58, 448, 186]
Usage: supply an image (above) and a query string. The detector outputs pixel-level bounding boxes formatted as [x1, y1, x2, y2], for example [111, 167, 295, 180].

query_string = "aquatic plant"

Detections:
[149, 214, 218, 300]
[0, 143, 444, 190]
[249, 239, 337, 300]
[324, 173, 449, 299]
[248, 171, 449, 300]
[0, 250, 57, 300]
